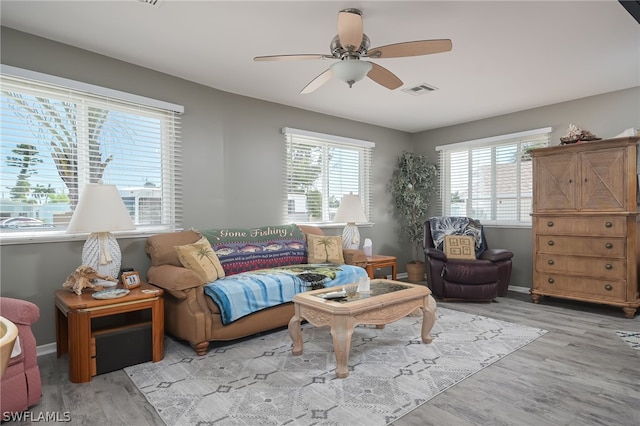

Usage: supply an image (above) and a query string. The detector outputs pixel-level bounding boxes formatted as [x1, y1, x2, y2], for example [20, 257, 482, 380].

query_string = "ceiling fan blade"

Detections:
[366, 39, 453, 58]
[300, 69, 334, 94]
[254, 54, 330, 62]
[367, 63, 403, 90]
[337, 9, 364, 50]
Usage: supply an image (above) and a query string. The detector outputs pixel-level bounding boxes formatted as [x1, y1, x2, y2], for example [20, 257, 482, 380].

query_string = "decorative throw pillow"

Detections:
[444, 235, 476, 259]
[307, 234, 345, 264]
[175, 237, 225, 282]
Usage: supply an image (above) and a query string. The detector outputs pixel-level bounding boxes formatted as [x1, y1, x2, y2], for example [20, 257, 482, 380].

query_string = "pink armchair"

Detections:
[0, 297, 42, 415]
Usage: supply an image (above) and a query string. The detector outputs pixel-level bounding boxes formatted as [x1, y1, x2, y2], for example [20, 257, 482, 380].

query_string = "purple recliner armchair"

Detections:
[0, 297, 42, 415]
[423, 218, 514, 301]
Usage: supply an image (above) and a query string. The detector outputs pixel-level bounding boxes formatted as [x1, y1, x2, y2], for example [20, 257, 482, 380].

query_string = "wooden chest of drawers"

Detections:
[530, 137, 640, 318]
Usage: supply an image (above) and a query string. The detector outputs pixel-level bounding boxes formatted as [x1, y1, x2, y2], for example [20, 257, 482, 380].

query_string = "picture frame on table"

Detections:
[121, 271, 141, 289]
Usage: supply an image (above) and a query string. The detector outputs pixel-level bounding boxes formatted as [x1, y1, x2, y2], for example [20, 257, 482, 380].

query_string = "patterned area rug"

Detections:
[125, 307, 546, 426]
[616, 331, 640, 350]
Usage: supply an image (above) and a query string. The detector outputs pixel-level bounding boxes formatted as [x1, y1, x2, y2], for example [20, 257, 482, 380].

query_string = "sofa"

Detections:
[145, 224, 368, 355]
[0, 297, 42, 415]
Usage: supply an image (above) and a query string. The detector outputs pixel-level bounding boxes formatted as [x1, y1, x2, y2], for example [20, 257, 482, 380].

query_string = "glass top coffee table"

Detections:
[288, 279, 437, 378]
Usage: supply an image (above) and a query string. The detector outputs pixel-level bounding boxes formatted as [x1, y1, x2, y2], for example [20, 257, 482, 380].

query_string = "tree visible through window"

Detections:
[283, 127, 374, 224]
[0, 67, 183, 237]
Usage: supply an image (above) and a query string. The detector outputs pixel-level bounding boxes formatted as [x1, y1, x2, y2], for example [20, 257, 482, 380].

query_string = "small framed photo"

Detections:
[121, 271, 141, 289]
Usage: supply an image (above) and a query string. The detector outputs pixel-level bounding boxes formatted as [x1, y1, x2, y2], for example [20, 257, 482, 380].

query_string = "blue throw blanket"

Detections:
[203, 264, 368, 325]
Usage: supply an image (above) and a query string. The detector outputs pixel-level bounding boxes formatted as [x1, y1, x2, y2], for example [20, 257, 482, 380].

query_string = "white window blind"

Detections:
[0, 67, 183, 240]
[436, 127, 551, 225]
[283, 127, 374, 224]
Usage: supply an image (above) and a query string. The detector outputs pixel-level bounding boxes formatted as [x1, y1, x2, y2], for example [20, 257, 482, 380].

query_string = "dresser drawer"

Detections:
[535, 254, 626, 280]
[536, 235, 626, 258]
[535, 273, 626, 302]
[534, 216, 626, 236]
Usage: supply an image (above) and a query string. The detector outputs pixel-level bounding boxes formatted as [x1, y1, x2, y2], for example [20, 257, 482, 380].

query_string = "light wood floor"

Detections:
[7, 290, 640, 425]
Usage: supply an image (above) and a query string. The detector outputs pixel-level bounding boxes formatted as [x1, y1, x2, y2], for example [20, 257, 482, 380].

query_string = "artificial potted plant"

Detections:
[388, 151, 438, 282]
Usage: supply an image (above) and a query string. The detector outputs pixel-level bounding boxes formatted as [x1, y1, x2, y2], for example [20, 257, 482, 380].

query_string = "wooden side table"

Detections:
[365, 255, 397, 280]
[55, 282, 164, 383]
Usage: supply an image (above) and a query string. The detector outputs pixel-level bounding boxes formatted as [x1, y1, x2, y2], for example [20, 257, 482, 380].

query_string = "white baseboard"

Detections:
[37, 342, 57, 357]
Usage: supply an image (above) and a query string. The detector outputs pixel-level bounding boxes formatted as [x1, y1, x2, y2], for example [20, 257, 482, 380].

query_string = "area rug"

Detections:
[616, 331, 640, 350]
[125, 307, 546, 426]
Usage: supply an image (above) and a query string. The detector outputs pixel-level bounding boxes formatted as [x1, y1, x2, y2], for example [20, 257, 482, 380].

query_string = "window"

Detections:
[0, 65, 183, 240]
[283, 127, 374, 224]
[436, 127, 551, 226]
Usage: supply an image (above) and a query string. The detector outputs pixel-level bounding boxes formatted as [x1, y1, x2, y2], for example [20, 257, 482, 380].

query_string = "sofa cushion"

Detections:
[201, 224, 307, 275]
[146, 230, 202, 267]
[307, 234, 345, 264]
[175, 237, 225, 282]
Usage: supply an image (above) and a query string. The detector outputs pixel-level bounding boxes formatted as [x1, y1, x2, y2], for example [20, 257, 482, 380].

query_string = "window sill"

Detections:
[0, 227, 178, 246]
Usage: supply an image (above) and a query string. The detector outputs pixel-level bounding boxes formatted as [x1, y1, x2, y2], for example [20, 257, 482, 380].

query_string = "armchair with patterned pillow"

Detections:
[423, 217, 514, 301]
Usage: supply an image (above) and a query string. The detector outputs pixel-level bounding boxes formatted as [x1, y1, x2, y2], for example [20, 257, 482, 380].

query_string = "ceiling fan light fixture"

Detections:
[330, 60, 372, 88]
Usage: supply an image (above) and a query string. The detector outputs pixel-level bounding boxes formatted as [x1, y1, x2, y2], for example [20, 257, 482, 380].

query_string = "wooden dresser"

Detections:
[530, 136, 640, 318]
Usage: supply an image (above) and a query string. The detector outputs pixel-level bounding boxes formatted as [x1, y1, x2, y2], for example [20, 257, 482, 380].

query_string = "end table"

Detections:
[365, 255, 397, 280]
[55, 282, 164, 383]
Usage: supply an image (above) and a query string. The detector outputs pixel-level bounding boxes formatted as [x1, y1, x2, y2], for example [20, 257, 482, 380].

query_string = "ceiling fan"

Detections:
[254, 8, 452, 94]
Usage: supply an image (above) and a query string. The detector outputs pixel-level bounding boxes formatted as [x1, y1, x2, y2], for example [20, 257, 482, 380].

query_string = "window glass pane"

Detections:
[0, 72, 182, 238]
[283, 129, 373, 224]
[438, 128, 550, 225]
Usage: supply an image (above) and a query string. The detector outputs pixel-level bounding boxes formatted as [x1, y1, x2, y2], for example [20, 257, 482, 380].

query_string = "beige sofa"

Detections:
[145, 225, 366, 355]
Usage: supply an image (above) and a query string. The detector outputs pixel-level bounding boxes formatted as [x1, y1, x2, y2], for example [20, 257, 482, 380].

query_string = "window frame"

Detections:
[282, 127, 374, 227]
[0, 65, 183, 245]
[436, 127, 552, 227]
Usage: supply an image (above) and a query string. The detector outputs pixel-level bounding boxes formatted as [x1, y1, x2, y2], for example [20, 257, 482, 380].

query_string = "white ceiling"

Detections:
[1, 0, 638, 133]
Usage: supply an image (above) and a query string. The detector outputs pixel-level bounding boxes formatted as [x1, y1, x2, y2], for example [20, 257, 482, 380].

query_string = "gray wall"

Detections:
[1, 27, 638, 347]
[0, 28, 412, 346]
[411, 87, 640, 286]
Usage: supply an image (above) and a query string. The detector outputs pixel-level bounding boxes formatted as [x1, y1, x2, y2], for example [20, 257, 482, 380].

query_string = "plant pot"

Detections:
[406, 261, 426, 282]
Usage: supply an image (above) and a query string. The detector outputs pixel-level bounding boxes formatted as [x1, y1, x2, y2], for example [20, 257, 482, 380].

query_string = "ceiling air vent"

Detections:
[402, 83, 438, 96]
[138, 0, 162, 6]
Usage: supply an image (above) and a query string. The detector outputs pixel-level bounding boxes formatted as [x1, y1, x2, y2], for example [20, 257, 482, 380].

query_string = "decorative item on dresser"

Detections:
[530, 136, 640, 318]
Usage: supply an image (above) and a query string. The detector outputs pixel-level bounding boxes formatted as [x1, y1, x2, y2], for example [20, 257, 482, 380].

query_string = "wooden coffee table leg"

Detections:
[288, 311, 303, 356]
[421, 295, 437, 344]
[330, 316, 355, 378]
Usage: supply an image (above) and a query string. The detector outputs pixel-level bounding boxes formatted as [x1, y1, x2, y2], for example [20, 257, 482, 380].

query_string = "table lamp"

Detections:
[66, 183, 135, 287]
[333, 193, 368, 249]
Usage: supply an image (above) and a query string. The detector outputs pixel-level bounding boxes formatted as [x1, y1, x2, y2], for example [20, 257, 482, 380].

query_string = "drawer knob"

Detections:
[605, 263, 613, 270]
[547, 221, 554, 227]
[547, 240, 555, 246]
[548, 278, 555, 284]
[605, 284, 613, 291]
[605, 221, 613, 228]
[547, 259, 555, 265]
[605, 243, 613, 249]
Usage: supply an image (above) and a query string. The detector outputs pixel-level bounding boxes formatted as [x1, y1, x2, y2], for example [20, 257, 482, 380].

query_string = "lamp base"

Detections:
[81, 232, 122, 281]
[342, 223, 360, 250]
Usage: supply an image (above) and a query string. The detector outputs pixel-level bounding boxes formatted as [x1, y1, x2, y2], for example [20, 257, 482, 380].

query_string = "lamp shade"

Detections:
[334, 194, 368, 224]
[67, 183, 135, 234]
[330, 60, 372, 87]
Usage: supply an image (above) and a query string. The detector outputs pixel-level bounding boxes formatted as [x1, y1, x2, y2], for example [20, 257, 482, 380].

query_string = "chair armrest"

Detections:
[425, 248, 448, 262]
[0, 298, 39, 326]
[479, 248, 514, 262]
[146, 265, 204, 299]
[343, 249, 367, 267]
